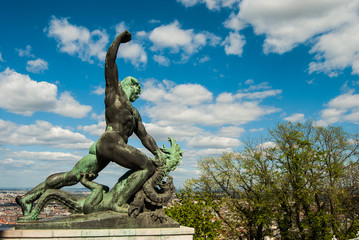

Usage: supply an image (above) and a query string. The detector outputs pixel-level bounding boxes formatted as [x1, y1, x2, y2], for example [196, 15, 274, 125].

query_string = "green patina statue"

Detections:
[17, 138, 182, 222]
[15, 31, 183, 227]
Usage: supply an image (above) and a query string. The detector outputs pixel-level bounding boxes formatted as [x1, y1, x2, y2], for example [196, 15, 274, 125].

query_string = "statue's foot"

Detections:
[15, 196, 32, 216]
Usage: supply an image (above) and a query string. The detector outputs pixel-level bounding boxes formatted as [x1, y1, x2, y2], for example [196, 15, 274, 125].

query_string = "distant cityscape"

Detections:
[0, 189, 90, 226]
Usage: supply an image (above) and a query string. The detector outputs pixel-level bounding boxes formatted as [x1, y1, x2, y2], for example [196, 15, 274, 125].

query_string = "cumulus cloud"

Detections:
[284, 113, 305, 122]
[0, 68, 91, 117]
[141, 79, 281, 127]
[0, 158, 35, 167]
[91, 85, 105, 95]
[16, 45, 35, 58]
[177, 0, 240, 10]
[0, 119, 93, 149]
[309, 21, 359, 76]
[187, 135, 241, 148]
[4, 150, 82, 162]
[179, 0, 359, 75]
[224, 12, 247, 31]
[236, 0, 357, 53]
[113, 23, 148, 68]
[115, 22, 128, 35]
[26, 58, 49, 73]
[153, 55, 170, 66]
[149, 21, 220, 60]
[221, 0, 359, 75]
[317, 89, 359, 126]
[218, 126, 245, 138]
[46, 16, 108, 63]
[117, 42, 147, 67]
[222, 32, 246, 56]
[78, 120, 106, 136]
[143, 122, 203, 141]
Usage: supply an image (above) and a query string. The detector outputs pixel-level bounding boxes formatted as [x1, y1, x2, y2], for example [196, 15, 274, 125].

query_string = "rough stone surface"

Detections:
[0, 226, 194, 239]
[15, 211, 180, 230]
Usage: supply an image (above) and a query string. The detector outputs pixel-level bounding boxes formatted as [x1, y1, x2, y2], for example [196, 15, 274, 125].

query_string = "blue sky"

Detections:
[1, 0, 359, 189]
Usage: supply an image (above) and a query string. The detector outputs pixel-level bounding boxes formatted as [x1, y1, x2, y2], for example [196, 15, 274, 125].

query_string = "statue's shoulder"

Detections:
[133, 107, 141, 120]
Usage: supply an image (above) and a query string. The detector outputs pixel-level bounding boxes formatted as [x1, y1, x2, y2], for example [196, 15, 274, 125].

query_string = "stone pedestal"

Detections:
[15, 211, 180, 230]
[0, 226, 195, 239]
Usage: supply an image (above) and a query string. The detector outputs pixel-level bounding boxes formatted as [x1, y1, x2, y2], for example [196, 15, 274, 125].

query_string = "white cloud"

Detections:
[177, 0, 239, 10]
[284, 113, 305, 122]
[16, 45, 35, 58]
[218, 126, 245, 138]
[187, 135, 241, 148]
[149, 21, 220, 60]
[141, 80, 213, 106]
[115, 22, 128, 35]
[26, 58, 49, 73]
[143, 122, 203, 141]
[4, 150, 82, 161]
[245, 81, 271, 91]
[46, 16, 108, 63]
[153, 55, 170, 66]
[222, 32, 246, 56]
[0, 158, 35, 167]
[228, 0, 359, 76]
[224, 12, 246, 31]
[235, 89, 282, 100]
[0, 119, 93, 149]
[117, 42, 147, 67]
[318, 89, 359, 125]
[178, 0, 359, 76]
[141, 79, 280, 127]
[249, 128, 264, 132]
[91, 85, 105, 95]
[237, 0, 357, 54]
[0, 68, 91, 117]
[177, 0, 201, 8]
[113, 23, 148, 67]
[78, 120, 106, 136]
[0, 52, 3, 62]
[257, 141, 277, 150]
[309, 20, 359, 76]
[198, 55, 210, 63]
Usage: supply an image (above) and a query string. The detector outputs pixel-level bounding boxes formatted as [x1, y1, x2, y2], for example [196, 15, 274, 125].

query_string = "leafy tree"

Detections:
[189, 121, 359, 240]
[164, 185, 223, 239]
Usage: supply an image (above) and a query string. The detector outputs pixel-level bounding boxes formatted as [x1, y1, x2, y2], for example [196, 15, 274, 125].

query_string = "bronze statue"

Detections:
[15, 31, 182, 227]
[16, 138, 182, 222]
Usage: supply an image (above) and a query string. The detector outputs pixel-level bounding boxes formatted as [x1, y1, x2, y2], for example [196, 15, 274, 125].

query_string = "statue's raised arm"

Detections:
[105, 30, 132, 105]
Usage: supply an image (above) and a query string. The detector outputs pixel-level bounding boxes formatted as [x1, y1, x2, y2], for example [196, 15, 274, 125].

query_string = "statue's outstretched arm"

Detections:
[104, 30, 132, 104]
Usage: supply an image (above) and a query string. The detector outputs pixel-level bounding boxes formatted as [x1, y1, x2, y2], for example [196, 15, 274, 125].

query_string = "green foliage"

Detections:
[164, 186, 223, 239]
[188, 121, 359, 240]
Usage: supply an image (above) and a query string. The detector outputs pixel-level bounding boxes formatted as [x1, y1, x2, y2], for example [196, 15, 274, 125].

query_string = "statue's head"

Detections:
[121, 76, 142, 102]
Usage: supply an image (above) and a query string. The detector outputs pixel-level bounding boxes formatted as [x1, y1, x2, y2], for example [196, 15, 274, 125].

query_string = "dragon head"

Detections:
[160, 137, 183, 176]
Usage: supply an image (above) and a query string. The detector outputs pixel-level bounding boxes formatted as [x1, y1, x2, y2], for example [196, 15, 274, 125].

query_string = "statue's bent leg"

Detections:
[16, 171, 80, 216]
[18, 189, 82, 221]
[97, 142, 155, 211]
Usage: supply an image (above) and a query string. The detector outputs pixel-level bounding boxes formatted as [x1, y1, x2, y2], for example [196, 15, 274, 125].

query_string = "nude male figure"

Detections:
[95, 30, 163, 207]
[16, 30, 160, 218]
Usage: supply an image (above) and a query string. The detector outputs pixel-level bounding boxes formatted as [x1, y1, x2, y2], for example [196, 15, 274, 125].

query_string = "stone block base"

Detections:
[0, 226, 195, 239]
